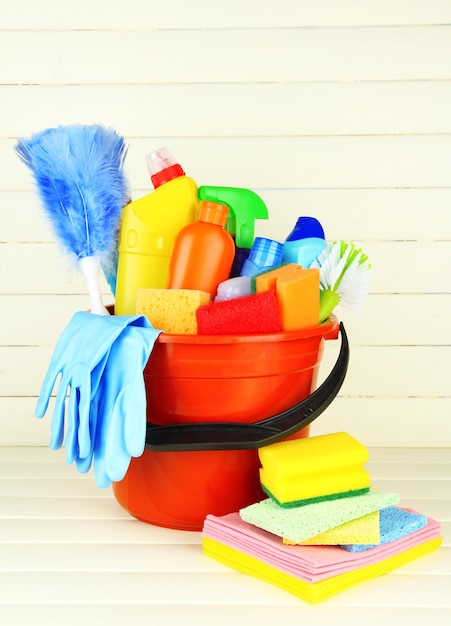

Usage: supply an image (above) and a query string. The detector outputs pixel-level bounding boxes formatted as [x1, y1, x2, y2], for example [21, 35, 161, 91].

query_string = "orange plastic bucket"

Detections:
[112, 316, 347, 530]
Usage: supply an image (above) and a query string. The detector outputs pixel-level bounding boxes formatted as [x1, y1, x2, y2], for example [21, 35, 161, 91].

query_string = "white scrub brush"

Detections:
[311, 241, 371, 322]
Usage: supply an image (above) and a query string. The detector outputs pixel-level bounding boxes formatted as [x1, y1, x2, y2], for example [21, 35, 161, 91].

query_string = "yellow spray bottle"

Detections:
[114, 147, 198, 315]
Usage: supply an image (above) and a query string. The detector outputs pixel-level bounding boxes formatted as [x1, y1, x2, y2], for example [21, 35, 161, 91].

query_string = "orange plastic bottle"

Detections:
[167, 200, 235, 298]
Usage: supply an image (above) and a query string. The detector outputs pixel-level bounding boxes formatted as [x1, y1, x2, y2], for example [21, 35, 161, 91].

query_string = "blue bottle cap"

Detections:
[285, 216, 325, 242]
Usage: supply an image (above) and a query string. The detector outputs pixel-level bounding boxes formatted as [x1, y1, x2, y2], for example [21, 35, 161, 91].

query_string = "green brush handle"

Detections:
[319, 289, 340, 323]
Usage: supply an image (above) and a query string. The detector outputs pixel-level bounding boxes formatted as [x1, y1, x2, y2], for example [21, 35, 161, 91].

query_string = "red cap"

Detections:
[151, 163, 185, 188]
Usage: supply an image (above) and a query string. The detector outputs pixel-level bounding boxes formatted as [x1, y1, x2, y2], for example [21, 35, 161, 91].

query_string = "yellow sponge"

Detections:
[258, 432, 370, 507]
[136, 288, 210, 334]
[254, 264, 320, 331]
[260, 465, 370, 506]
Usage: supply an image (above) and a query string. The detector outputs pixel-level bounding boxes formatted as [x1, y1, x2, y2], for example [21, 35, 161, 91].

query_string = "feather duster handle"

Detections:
[15, 124, 129, 314]
[311, 241, 371, 322]
[79, 256, 110, 315]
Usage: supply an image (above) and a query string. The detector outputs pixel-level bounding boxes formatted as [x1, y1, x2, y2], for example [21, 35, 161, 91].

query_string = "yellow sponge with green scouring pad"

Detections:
[258, 431, 370, 507]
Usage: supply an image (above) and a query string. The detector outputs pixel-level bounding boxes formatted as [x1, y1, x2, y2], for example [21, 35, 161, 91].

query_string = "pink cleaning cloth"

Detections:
[202, 508, 441, 583]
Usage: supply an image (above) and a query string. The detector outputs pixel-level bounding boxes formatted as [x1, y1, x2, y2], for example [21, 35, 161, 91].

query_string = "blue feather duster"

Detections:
[15, 124, 129, 313]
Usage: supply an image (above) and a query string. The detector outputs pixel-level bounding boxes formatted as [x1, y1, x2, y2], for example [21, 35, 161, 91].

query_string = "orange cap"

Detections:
[198, 200, 229, 227]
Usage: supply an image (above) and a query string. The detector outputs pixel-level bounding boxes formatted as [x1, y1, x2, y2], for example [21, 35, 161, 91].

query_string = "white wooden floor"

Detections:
[0, 446, 450, 625]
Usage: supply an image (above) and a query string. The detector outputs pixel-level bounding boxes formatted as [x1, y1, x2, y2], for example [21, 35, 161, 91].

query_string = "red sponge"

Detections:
[196, 289, 282, 335]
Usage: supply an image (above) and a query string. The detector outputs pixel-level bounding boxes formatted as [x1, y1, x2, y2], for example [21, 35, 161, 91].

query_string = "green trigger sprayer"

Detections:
[198, 185, 269, 276]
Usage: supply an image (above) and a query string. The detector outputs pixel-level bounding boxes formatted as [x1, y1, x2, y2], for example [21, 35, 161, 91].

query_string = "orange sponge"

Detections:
[255, 264, 320, 331]
[196, 289, 282, 335]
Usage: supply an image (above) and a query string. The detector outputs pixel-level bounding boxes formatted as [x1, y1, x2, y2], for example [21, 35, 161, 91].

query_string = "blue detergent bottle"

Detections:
[282, 216, 327, 267]
[240, 236, 284, 276]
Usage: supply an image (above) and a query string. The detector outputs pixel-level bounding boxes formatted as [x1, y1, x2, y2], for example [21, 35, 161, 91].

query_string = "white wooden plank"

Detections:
[0, 514, 447, 547]
[328, 571, 451, 607]
[2, 355, 451, 449]
[0, 496, 130, 519]
[3, 294, 451, 347]
[0, 569, 448, 606]
[2, 605, 451, 626]
[3, 81, 451, 137]
[0, 461, 91, 479]
[1, 343, 449, 397]
[1, 27, 450, 85]
[1, 241, 450, 295]
[4, 188, 451, 243]
[0, 478, 113, 499]
[2, 399, 451, 448]
[367, 447, 451, 464]
[367, 463, 451, 480]
[1, 476, 448, 507]
[0, 541, 449, 575]
[3, 0, 451, 29]
[122, 136, 451, 191]
[317, 344, 451, 397]
[2, 390, 450, 450]
[0, 244, 113, 296]
[310, 397, 451, 448]
[0, 446, 66, 462]
[0, 400, 53, 447]
[0, 542, 216, 572]
[0, 518, 201, 544]
[380, 499, 450, 521]
[1, 294, 450, 347]
[369, 478, 451, 500]
[2, 445, 450, 466]
[7, 474, 446, 503]
[0, 443, 449, 619]
[5, 136, 451, 191]
[0, 295, 106, 345]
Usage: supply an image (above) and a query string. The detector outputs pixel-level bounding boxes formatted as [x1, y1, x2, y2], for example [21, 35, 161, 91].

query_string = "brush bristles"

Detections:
[312, 242, 371, 314]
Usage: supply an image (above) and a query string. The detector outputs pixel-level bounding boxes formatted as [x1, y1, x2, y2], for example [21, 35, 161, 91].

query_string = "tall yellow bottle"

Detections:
[114, 148, 198, 315]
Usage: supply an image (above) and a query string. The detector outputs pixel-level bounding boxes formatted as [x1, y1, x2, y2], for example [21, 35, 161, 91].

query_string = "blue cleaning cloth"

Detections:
[341, 506, 428, 552]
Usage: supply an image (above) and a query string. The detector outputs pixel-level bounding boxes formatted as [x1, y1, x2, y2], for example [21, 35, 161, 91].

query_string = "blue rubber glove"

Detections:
[35, 312, 153, 463]
[90, 320, 162, 488]
[73, 350, 111, 474]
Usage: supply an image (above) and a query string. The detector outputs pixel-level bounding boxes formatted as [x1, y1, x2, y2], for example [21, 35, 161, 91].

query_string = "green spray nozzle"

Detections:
[198, 185, 269, 248]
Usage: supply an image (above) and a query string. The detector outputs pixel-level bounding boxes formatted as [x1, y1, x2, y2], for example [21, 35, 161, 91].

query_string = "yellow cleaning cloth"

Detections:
[284, 510, 380, 546]
[203, 536, 442, 604]
[258, 431, 369, 506]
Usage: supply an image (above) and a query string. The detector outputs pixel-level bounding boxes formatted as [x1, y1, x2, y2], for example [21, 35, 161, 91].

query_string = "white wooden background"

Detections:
[1, 0, 450, 448]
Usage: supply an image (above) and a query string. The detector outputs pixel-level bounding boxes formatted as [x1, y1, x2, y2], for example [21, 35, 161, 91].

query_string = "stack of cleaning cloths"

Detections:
[202, 432, 442, 603]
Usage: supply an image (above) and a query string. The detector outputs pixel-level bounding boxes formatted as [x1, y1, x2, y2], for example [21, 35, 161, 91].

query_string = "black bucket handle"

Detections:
[145, 322, 349, 452]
